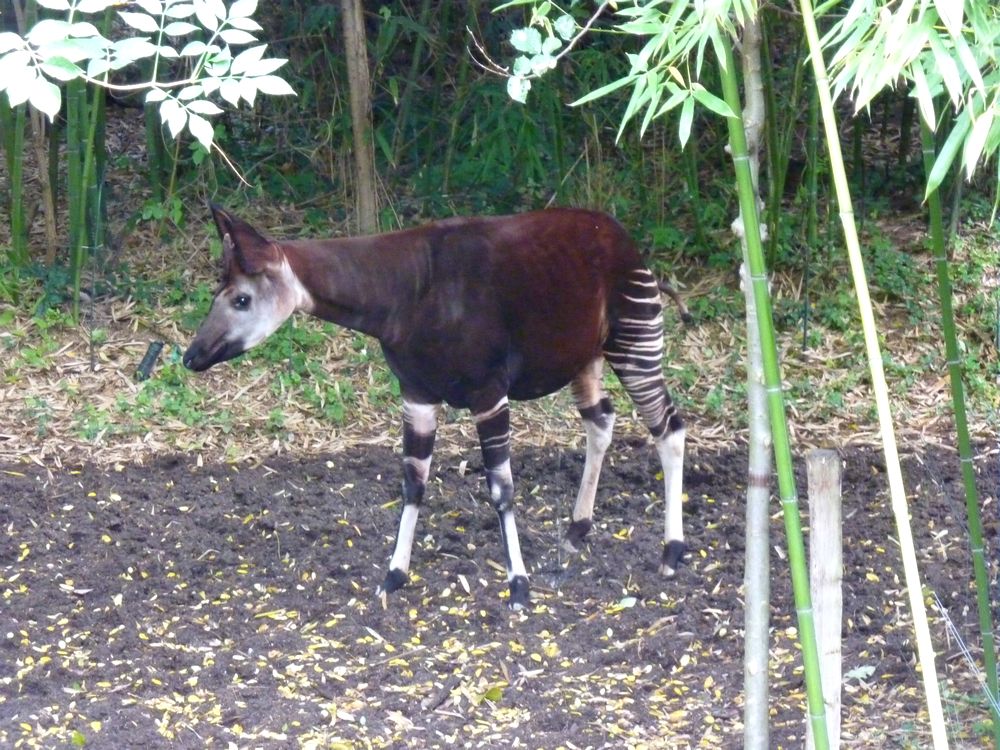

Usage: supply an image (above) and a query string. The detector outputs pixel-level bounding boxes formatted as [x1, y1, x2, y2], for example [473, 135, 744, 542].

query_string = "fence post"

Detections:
[806, 448, 842, 750]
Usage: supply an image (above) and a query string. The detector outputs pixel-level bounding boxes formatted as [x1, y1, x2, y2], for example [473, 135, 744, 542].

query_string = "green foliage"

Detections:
[0, 0, 293, 150]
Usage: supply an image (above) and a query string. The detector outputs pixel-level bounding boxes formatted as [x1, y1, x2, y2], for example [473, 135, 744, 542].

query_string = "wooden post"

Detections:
[340, 0, 378, 234]
[806, 448, 842, 750]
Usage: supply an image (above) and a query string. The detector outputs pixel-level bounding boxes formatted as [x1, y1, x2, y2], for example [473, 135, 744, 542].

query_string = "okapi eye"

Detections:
[233, 294, 251, 310]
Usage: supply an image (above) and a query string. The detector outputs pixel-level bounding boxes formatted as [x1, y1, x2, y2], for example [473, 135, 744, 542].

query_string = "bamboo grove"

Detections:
[2, 1, 1000, 746]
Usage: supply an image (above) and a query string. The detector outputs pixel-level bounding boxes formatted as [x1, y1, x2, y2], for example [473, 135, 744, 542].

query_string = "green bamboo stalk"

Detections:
[921, 117, 1000, 747]
[144, 101, 165, 202]
[70, 74, 105, 321]
[66, 77, 86, 280]
[803, 81, 819, 350]
[717, 37, 830, 750]
[682, 140, 708, 251]
[9, 102, 28, 267]
[798, 1, 949, 745]
[390, 0, 433, 162]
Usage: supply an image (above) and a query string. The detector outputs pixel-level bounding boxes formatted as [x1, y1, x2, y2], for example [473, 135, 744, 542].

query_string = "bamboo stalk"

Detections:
[798, 1, 949, 745]
[9, 102, 29, 267]
[718, 33, 830, 750]
[921, 117, 999, 748]
[738, 17, 772, 750]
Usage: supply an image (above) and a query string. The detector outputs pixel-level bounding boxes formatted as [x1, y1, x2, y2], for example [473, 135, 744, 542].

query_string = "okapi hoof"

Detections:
[378, 568, 409, 596]
[659, 540, 687, 578]
[508, 575, 530, 612]
[562, 518, 593, 554]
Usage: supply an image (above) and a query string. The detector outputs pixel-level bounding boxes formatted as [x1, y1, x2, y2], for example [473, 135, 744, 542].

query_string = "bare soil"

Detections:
[0, 438, 993, 748]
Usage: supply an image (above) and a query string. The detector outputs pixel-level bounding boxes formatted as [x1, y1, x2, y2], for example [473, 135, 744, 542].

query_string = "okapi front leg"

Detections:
[474, 396, 530, 611]
[379, 399, 439, 596]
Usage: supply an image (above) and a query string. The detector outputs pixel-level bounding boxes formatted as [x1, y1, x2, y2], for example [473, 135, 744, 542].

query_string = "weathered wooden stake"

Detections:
[806, 448, 842, 750]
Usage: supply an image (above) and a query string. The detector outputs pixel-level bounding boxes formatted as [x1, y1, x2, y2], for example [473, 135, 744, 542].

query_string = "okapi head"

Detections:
[183, 205, 311, 372]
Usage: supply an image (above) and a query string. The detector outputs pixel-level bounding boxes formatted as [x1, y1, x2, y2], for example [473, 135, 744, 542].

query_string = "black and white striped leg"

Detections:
[378, 399, 439, 597]
[606, 268, 687, 577]
[474, 396, 530, 611]
[564, 358, 615, 552]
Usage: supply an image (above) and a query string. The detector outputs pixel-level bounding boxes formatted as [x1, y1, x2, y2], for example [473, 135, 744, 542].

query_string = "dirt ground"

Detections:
[0, 437, 994, 749]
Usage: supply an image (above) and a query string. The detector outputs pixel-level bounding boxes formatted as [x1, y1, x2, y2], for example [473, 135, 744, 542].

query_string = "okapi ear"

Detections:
[208, 203, 280, 275]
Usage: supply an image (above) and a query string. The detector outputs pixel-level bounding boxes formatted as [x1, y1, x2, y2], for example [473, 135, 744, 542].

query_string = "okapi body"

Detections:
[183, 205, 687, 610]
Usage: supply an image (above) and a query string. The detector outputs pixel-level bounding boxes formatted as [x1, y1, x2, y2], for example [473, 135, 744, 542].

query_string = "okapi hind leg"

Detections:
[474, 396, 530, 611]
[604, 268, 688, 577]
[564, 358, 616, 553]
[378, 399, 439, 597]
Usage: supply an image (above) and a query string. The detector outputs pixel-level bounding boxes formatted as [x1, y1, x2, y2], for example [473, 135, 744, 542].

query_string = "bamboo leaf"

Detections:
[35, 0, 70, 9]
[962, 107, 995, 179]
[953, 34, 986, 97]
[928, 33, 963, 106]
[926, 108, 971, 195]
[571, 74, 635, 106]
[909, 61, 936, 131]
[692, 85, 736, 119]
[678, 94, 695, 148]
[933, 0, 963, 39]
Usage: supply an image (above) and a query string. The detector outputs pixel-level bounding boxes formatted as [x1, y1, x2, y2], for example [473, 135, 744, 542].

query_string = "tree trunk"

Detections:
[738, 15, 772, 750]
[340, 0, 378, 234]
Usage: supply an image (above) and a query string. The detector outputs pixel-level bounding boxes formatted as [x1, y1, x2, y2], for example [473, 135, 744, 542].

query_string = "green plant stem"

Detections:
[717, 35, 830, 750]
[10, 102, 28, 267]
[921, 117, 1000, 748]
[798, 0, 949, 746]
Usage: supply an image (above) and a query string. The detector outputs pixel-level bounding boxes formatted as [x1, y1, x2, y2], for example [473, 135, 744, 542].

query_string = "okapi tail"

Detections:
[657, 280, 694, 325]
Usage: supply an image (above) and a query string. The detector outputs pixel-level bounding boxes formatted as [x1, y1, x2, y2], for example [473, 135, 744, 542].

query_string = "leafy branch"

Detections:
[0, 0, 294, 152]
[471, 0, 610, 103]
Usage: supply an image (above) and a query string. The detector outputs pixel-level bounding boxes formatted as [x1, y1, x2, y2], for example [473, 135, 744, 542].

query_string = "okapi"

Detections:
[183, 205, 688, 611]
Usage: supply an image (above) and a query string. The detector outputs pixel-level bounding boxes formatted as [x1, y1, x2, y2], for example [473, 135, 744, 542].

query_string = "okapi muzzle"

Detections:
[184, 204, 689, 612]
[183, 206, 311, 372]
